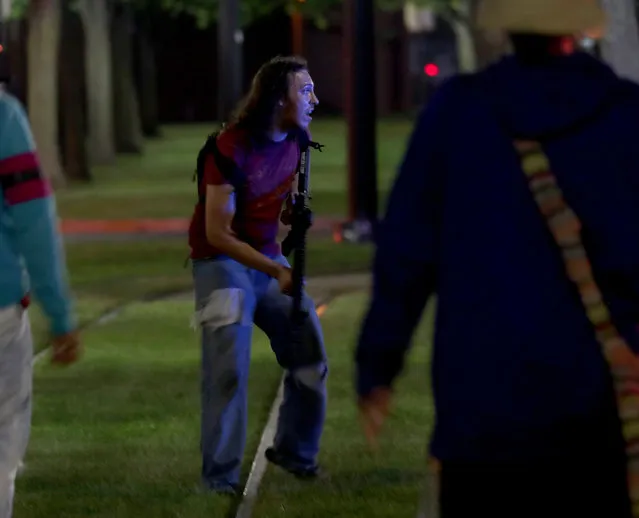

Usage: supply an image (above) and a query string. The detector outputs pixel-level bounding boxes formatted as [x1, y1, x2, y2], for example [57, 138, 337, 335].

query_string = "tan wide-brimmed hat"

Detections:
[476, 0, 606, 36]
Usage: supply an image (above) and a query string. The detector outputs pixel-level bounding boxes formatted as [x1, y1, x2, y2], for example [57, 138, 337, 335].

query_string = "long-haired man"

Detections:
[188, 56, 326, 495]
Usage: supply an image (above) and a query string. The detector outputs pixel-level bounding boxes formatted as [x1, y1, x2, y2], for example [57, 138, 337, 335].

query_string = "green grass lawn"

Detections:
[14, 300, 283, 518]
[29, 232, 372, 349]
[55, 118, 413, 220]
[253, 292, 436, 518]
[14, 120, 406, 516]
[27, 239, 194, 351]
[15, 291, 436, 518]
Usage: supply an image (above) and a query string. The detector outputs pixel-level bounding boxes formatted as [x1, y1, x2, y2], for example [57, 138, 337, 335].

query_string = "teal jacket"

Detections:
[0, 88, 75, 336]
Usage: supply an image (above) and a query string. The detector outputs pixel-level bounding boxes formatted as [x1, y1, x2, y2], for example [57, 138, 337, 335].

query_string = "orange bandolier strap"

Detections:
[516, 140, 639, 517]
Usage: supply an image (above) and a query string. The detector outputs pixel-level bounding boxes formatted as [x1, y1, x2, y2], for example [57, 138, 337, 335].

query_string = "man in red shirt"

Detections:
[188, 56, 325, 495]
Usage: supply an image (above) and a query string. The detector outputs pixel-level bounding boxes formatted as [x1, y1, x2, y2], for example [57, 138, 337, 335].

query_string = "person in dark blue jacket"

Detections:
[355, 0, 637, 515]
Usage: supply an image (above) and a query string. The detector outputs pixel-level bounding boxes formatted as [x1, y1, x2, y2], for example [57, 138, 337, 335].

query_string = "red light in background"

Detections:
[424, 63, 439, 77]
[0, 45, 4, 54]
[560, 37, 575, 54]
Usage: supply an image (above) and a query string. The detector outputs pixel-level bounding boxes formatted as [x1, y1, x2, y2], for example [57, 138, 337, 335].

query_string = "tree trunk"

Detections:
[77, 0, 115, 165]
[58, 0, 90, 183]
[600, 0, 639, 83]
[453, 21, 477, 72]
[27, 0, 65, 187]
[1, 1, 25, 100]
[0, 0, 10, 19]
[218, 0, 243, 122]
[450, 0, 477, 73]
[135, 20, 161, 138]
[112, 4, 144, 153]
[468, 0, 510, 69]
[450, 0, 509, 74]
[3, 19, 27, 103]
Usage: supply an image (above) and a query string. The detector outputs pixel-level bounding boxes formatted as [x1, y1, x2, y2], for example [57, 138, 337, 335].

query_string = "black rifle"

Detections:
[282, 139, 323, 368]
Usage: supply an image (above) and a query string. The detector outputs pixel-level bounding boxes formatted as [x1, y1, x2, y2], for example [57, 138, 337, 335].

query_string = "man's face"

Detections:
[283, 69, 319, 130]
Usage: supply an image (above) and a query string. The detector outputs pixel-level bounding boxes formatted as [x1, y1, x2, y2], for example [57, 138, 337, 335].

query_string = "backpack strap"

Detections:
[291, 126, 324, 154]
[194, 131, 247, 206]
[515, 141, 639, 510]
[194, 128, 322, 211]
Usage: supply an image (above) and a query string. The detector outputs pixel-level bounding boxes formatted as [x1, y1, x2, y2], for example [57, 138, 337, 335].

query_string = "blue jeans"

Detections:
[192, 255, 327, 490]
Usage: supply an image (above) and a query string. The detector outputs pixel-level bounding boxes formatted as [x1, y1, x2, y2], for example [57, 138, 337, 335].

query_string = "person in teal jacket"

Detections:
[0, 84, 81, 517]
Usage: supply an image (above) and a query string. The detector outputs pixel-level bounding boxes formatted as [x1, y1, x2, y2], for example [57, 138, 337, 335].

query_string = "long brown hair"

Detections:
[229, 55, 308, 136]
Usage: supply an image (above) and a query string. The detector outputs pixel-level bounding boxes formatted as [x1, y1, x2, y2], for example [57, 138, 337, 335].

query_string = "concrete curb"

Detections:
[416, 469, 439, 518]
[235, 377, 284, 518]
[233, 299, 333, 518]
[28, 274, 372, 511]
[31, 287, 194, 367]
[31, 273, 370, 366]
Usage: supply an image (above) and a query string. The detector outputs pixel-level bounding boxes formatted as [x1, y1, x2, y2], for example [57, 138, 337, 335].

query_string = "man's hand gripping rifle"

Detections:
[281, 138, 324, 368]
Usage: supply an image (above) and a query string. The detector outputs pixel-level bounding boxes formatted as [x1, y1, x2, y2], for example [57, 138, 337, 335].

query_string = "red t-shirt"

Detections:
[188, 126, 300, 259]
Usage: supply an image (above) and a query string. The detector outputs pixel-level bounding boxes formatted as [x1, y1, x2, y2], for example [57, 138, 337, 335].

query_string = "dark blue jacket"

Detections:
[356, 52, 639, 462]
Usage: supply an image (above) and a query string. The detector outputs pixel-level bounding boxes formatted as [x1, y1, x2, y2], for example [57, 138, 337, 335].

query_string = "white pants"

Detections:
[0, 305, 32, 518]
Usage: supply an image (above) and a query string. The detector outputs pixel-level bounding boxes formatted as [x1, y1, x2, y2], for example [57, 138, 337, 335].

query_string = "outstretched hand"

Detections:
[51, 331, 82, 365]
[358, 387, 392, 451]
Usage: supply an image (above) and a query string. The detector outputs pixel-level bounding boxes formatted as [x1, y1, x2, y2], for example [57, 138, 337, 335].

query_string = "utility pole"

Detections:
[218, 0, 243, 123]
[291, 8, 303, 55]
[336, 0, 378, 244]
[0, 0, 22, 100]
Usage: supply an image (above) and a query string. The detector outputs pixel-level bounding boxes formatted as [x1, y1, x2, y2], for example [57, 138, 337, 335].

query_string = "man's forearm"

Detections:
[11, 197, 76, 336]
[355, 251, 434, 397]
[209, 233, 282, 277]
